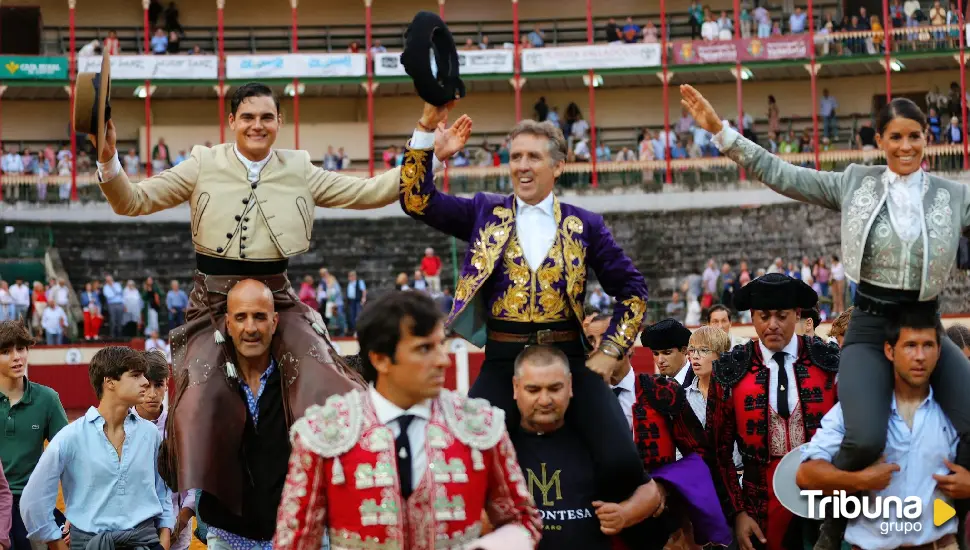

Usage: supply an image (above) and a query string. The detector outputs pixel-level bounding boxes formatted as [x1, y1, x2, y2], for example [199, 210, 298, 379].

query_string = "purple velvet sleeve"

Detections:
[586, 213, 649, 354]
[398, 145, 478, 242]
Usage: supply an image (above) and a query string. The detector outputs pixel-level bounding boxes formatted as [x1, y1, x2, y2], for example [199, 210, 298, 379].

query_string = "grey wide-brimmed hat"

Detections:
[772, 445, 827, 519]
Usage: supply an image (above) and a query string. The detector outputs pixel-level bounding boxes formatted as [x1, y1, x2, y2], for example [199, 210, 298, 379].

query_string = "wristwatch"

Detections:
[598, 341, 624, 360]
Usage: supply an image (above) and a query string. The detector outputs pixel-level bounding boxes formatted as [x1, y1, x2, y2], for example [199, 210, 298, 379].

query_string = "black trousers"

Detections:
[10, 495, 66, 550]
[835, 307, 970, 472]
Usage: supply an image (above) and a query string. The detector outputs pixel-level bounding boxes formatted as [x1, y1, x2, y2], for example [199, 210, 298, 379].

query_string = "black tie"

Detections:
[612, 386, 624, 398]
[773, 352, 790, 419]
[395, 415, 415, 499]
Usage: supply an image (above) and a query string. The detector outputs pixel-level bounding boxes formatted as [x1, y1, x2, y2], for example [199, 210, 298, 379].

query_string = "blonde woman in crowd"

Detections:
[684, 326, 744, 471]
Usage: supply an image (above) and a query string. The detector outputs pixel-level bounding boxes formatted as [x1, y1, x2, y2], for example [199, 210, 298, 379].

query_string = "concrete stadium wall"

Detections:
[2, 70, 962, 153]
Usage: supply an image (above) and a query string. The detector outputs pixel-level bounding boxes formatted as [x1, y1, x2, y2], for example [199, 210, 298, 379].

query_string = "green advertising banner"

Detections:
[0, 56, 68, 80]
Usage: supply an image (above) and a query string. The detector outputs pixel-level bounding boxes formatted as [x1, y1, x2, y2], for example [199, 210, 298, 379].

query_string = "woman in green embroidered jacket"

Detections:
[680, 84, 970, 501]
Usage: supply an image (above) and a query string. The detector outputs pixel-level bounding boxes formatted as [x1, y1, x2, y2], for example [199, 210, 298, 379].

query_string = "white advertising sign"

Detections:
[225, 53, 367, 79]
[521, 43, 661, 72]
[77, 55, 219, 79]
[374, 49, 514, 76]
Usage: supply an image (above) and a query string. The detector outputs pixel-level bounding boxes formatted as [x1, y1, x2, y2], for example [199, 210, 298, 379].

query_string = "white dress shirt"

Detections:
[9, 283, 30, 306]
[515, 193, 557, 271]
[673, 360, 692, 386]
[369, 385, 432, 492]
[233, 146, 272, 183]
[611, 368, 636, 430]
[759, 336, 800, 414]
[883, 168, 924, 244]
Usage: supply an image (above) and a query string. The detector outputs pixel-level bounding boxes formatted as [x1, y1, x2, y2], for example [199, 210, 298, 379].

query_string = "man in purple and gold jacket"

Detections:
[400, 103, 668, 547]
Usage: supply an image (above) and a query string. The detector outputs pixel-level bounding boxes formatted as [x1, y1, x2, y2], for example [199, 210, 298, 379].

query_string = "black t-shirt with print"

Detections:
[510, 424, 611, 550]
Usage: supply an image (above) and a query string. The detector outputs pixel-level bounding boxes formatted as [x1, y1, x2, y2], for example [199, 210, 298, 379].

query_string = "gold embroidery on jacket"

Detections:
[561, 214, 587, 323]
[490, 232, 567, 322]
[449, 206, 514, 324]
[400, 149, 430, 215]
[606, 296, 647, 352]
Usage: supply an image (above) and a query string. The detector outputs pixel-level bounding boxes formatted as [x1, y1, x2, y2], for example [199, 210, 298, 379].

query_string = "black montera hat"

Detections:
[640, 318, 692, 350]
[400, 11, 466, 107]
[734, 273, 818, 312]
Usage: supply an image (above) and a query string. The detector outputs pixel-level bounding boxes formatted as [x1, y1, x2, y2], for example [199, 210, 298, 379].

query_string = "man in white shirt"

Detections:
[708, 304, 749, 348]
[1, 150, 24, 174]
[40, 304, 67, 346]
[8, 279, 30, 322]
[144, 330, 171, 364]
[641, 318, 693, 387]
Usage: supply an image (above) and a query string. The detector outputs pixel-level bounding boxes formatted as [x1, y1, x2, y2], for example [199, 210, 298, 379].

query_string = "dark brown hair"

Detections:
[876, 98, 928, 135]
[89, 346, 148, 400]
[0, 320, 34, 351]
[142, 350, 170, 384]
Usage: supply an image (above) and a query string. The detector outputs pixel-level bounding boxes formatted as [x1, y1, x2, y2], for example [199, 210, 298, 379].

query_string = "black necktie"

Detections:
[613, 386, 624, 398]
[395, 414, 415, 499]
[773, 352, 790, 419]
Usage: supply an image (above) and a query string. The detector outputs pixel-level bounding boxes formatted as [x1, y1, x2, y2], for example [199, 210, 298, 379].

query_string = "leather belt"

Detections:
[853, 533, 956, 550]
[487, 329, 581, 345]
[854, 292, 938, 318]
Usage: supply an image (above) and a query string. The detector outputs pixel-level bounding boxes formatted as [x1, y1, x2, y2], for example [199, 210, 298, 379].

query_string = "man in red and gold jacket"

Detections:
[273, 291, 541, 550]
[706, 274, 839, 550]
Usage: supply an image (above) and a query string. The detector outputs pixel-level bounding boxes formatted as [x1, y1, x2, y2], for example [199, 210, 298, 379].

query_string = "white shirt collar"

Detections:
[759, 335, 800, 364]
[233, 145, 272, 171]
[883, 167, 924, 190]
[515, 192, 555, 217]
[675, 360, 692, 384]
[612, 368, 635, 394]
[368, 385, 432, 425]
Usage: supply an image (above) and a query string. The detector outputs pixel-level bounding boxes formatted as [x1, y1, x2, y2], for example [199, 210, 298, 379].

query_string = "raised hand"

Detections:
[680, 84, 724, 135]
[434, 114, 473, 161]
[89, 120, 117, 163]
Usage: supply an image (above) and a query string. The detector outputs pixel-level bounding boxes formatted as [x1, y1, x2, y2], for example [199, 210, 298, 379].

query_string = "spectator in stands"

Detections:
[124, 149, 141, 176]
[740, 6, 752, 38]
[80, 282, 102, 341]
[717, 11, 733, 36]
[29, 283, 47, 339]
[622, 16, 642, 43]
[166, 280, 188, 329]
[754, 4, 771, 37]
[789, 6, 808, 33]
[40, 302, 67, 346]
[103, 30, 120, 56]
[534, 97, 549, 122]
[9, 280, 28, 323]
[101, 275, 124, 339]
[142, 277, 162, 337]
[928, 108, 943, 144]
[420, 247, 442, 293]
[188, 44, 203, 55]
[172, 150, 187, 166]
[616, 146, 636, 161]
[164, 1, 182, 34]
[689, 0, 705, 39]
[638, 130, 654, 161]
[345, 270, 366, 335]
[604, 17, 622, 42]
[766, 95, 780, 135]
[382, 145, 397, 168]
[820, 89, 838, 140]
[945, 115, 963, 144]
[528, 24, 546, 47]
[0, 320, 69, 550]
[324, 273, 346, 336]
[167, 31, 181, 54]
[1, 149, 23, 175]
[856, 119, 877, 153]
[145, 330, 171, 363]
[0, 282, 12, 322]
[830, 254, 846, 315]
[596, 141, 611, 162]
[519, 34, 532, 49]
[370, 39, 386, 54]
[152, 138, 172, 171]
[890, 0, 906, 27]
[298, 275, 318, 310]
[347, 41, 360, 53]
[410, 270, 426, 293]
[122, 280, 143, 336]
[148, 0, 163, 27]
[336, 147, 350, 170]
[708, 304, 748, 348]
[78, 40, 100, 57]
[701, 12, 720, 41]
[394, 272, 410, 292]
[765, 131, 779, 154]
[478, 35, 491, 49]
[666, 291, 686, 323]
[323, 146, 339, 171]
[151, 28, 168, 55]
[642, 21, 658, 43]
[702, 258, 718, 296]
[573, 136, 591, 162]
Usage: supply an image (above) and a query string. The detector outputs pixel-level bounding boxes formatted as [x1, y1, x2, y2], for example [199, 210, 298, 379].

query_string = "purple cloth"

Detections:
[651, 453, 733, 547]
[399, 147, 648, 352]
[0, 459, 11, 549]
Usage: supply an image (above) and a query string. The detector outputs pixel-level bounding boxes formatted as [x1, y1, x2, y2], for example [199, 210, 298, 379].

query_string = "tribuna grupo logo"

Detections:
[803, 490, 923, 535]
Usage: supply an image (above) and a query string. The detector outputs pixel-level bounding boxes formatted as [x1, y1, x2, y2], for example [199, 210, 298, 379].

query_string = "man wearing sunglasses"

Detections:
[0, 321, 69, 550]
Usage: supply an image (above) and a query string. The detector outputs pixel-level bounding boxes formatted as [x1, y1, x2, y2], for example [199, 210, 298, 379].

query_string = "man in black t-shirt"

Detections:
[509, 345, 666, 550]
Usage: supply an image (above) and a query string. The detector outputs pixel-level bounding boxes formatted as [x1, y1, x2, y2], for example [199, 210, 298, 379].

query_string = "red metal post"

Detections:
[0, 87, 4, 201]
[439, 0, 450, 192]
[808, 0, 820, 169]
[660, 0, 671, 183]
[733, 0, 745, 181]
[144, 0, 153, 177]
[218, 0, 226, 143]
[883, 0, 892, 102]
[366, 0, 375, 177]
[291, 1, 299, 150]
[586, 0, 598, 188]
[512, 0, 522, 122]
[69, 0, 77, 201]
[960, 0, 968, 168]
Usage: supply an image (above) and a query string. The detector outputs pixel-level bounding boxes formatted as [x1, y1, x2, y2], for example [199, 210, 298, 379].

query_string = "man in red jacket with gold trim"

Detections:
[706, 274, 839, 550]
[273, 291, 541, 550]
